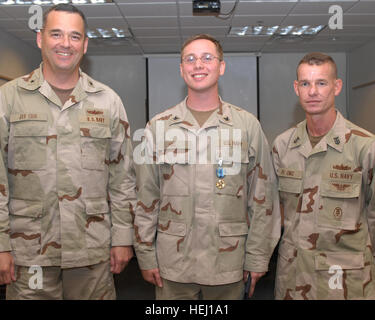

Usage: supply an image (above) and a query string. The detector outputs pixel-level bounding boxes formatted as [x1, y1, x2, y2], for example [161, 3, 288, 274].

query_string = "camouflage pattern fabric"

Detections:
[134, 98, 281, 285]
[0, 64, 136, 268]
[273, 111, 375, 299]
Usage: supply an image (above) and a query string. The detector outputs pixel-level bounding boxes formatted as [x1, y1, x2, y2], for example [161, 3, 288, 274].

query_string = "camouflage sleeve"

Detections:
[133, 122, 160, 270]
[363, 139, 375, 255]
[108, 94, 136, 246]
[0, 87, 11, 252]
[244, 121, 281, 272]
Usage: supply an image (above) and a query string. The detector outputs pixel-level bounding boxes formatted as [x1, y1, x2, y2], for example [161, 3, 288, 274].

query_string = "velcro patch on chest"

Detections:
[277, 168, 303, 179]
[10, 113, 47, 122]
[321, 170, 362, 197]
[80, 108, 109, 126]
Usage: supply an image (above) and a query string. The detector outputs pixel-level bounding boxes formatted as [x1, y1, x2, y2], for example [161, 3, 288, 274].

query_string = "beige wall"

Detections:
[0, 29, 40, 85]
[348, 39, 375, 134]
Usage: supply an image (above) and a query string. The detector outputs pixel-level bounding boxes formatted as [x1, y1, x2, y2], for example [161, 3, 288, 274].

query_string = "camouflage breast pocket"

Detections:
[217, 222, 248, 272]
[8, 198, 44, 255]
[319, 171, 362, 230]
[277, 168, 303, 194]
[10, 113, 48, 170]
[79, 124, 111, 171]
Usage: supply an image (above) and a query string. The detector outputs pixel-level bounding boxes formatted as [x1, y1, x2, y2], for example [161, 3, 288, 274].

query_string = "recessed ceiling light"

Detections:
[87, 28, 128, 39]
[229, 25, 325, 37]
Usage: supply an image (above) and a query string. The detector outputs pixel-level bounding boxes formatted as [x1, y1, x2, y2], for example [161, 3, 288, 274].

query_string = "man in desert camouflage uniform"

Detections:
[0, 4, 136, 299]
[133, 34, 280, 300]
[272, 52, 375, 299]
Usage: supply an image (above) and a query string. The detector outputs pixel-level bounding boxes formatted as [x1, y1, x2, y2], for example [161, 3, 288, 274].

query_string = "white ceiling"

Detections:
[0, 0, 375, 55]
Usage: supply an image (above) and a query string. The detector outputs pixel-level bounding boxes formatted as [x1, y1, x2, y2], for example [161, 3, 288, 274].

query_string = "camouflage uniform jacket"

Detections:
[272, 111, 375, 299]
[134, 98, 280, 285]
[0, 65, 136, 268]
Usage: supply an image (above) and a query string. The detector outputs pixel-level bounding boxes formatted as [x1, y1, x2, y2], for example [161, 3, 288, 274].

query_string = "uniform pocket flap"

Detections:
[157, 220, 186, 236]
[219, 222, 248, 236]
[278, 176, 303, 194]
[85, 198, 109, 215]
[80, 125, 111, 139]
[320, 171, 361, 198]
[11, 115, 48, 137]
[9, 198, 43, 218]
[315, 252, 364, 270]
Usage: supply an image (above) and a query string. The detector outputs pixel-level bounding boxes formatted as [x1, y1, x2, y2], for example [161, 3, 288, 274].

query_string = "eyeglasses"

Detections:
[182, 53, 221, 64]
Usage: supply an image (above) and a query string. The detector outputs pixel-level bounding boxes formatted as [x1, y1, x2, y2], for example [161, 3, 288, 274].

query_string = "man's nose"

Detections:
[61, 34, 71, 47]
[193, 57, 204, 68]
[308, 84, 318, 95]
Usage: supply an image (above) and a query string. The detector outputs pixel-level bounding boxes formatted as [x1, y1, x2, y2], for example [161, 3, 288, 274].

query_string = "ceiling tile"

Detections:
[346, 0, 375, 14]
[118, 2, 177, 17]
[75, 4, 123, 18]
[180, 16, 230, 27]
[87, 17, 128, 29]
[132, 27, 179, 37]
[235, 1, 297, 15]
[126, 16, 178, 27]
[180, 26, 229, 36]
[343, 13, 375, 25]
[291, 1, 357, 14]
[282, 14, 331, 25]
[231, 15, 285, 26]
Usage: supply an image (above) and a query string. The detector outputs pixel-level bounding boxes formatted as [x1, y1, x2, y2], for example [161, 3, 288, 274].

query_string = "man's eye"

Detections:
[71, 35, 81, 41]
[300, 82, 308, 87]
[51, 33, 61, 38]
[185, 55, 196, 62]
[202, 54, 213, 62]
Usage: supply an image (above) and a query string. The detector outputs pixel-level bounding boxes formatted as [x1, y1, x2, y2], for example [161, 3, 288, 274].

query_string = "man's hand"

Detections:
[110, 246, 133, 274]
[0, 252, 16, 285]
[141, 268, 163, 288]
[243, 270, 266, 298]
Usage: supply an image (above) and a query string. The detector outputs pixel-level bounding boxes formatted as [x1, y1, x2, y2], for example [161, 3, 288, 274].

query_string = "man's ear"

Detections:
[334, 78, 343, 96]
[83, 36, 88, 54]
[293, 80, 300, 97]
[219, 60, 225, 76]
[36, 31, 42, 49]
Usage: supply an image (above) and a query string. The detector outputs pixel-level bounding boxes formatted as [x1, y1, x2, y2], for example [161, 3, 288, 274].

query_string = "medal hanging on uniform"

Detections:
[216, 158, 226, 189]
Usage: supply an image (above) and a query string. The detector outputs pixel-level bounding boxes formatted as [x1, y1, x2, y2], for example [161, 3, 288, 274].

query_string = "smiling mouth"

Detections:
[56, 52, 71, 57]
[192, 74, 207, 79]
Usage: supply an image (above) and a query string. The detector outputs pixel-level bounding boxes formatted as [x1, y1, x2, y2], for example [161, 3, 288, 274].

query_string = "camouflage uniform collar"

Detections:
[79, 71, 105, 93]
[290, 110, 345, 154]
[323, 110, 346, 153]
[17, 64, 44, 91]
[170, 97, 233, 129]
[17, 64, 104, 94]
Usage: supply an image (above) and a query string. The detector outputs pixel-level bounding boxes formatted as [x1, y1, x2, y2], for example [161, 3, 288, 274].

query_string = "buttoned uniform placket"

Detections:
[287, 118, 348, 251]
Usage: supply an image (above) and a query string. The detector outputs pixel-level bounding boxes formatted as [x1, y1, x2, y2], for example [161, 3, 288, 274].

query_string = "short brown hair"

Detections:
[297, 52, 337, 78]
[181, 34, 223, 61]
[43, 4, 88, 36]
